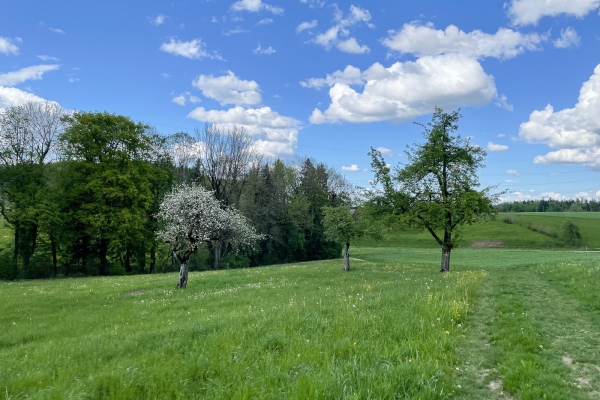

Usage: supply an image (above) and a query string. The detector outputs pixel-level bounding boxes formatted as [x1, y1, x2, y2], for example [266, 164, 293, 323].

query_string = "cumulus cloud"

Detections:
[307, 54, 497, 124]
[376, 147, 394, 156]
[540, 191, 566, 200]
[312, 5, 372, 53]
[0, 65, 60, 87]
[341, 164, 360, 172]
[0, 87, 48, 110]
[37, 55, 59, 61]
[253, 45, 276, 54]
[487, 142, 509, 151]
[160, 38, 219, 59]
[382, 22, 545, 59]
[230, 0, 284, 15]
[49, 28, 65, 34]
[495, 94, 514, 111]
[508, 0, 600, 26]
[0, 37, 20, 55]
[337, 37, 370, 54]
[296, 20, 318, 33]
[172, 91, 201, 106]
[188, 106, 300, 157]
[519, 63, 600, 168]
[300, 0, 325, 8]
[507, 169, 520, 176]
[192, 70, 261, 106]
[151, 14, 167, 26]
[553, 27, 581, 48]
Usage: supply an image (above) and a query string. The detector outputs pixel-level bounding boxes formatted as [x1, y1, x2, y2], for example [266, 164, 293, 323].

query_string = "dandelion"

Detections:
[539, 345, 544, 349]
[457, 324, 462, 328]
[446, 331, 449, 335]
[409, 359, 412, 362]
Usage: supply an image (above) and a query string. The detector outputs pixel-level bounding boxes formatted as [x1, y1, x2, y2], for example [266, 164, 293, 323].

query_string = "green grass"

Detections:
[3, 217, 600, 399]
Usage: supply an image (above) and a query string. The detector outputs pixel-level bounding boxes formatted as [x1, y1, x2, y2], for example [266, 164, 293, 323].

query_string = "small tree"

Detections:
[156, 183, 262, 288]
[368, 108, 498, 272]
[562, 220, 582, 247]
[322, 206, 364, 271]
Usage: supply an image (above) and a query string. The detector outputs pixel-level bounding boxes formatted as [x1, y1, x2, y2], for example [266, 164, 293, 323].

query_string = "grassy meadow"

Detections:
[2, 213, 600, 399]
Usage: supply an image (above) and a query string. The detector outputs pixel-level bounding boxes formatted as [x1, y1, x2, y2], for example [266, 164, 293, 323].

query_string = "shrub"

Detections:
[562, 220, 582, 246]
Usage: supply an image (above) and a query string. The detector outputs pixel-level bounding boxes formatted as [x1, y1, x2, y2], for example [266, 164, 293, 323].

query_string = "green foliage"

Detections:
[322, 206, 361, 245]
[368, 108, 498, 271]
[562, 220, 582, 246]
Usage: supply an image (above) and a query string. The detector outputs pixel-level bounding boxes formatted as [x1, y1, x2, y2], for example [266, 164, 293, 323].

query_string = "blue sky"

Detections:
[1, 0, 600, 201]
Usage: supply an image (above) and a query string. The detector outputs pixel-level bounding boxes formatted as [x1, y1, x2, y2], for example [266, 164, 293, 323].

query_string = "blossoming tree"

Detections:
[156, 183, 262, 288]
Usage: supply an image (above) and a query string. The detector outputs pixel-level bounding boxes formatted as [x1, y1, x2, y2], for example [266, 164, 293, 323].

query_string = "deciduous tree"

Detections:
[368, 108, 498, 272]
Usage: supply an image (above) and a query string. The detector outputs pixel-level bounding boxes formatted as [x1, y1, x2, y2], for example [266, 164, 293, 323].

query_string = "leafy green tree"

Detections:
[322, 206, 364, 271]
[58, 112, 161, 275]
[368, 108, 497, 272]
[562, 220, 582, 246]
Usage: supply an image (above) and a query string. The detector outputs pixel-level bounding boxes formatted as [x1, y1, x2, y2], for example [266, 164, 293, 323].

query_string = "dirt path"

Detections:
[456, 267, 600, 399]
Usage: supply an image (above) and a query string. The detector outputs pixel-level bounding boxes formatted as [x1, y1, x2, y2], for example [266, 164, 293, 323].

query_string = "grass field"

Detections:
[2, 214, 600, 398]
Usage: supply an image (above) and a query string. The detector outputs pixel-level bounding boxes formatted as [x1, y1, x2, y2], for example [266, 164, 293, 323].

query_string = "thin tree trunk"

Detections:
[213, 241, 221, 269]
[176, 255, 188, 289]
[440, 230, 451, 273]
[343, 241, 350, 271]
[13, 222, 19, 278]
[50, 231, 57, 277]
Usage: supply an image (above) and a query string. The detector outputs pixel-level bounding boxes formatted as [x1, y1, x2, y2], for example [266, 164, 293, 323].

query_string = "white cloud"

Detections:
[342, 164, 360, 172]
[192, 70, 261, 106]
[308, 54, 497, 124]
[68, 78, 79, 83]
[596, 190, 600, 197]
[506, 179, 517, 183]
[211, 16, 218, 23]
[0, 65, 60, 87]
[257, 18, 274, 25]
[160, 38, 219, 59]
[507, 169, 520, 176]
[487, 142, 509, 151]
[0, 37, 20, 55]
[495, 94, 514, 111]
[376, 147, 394, 156]
[300, 0, 325, 8]
[382, 22, 545, 59]
[312, 5, 373, 53]
[296, 20, 318, 33]
[336, 37, 370, 54]
[187, 106, 300, 157]
[162, 73, 170, 78]
[498, 133, 506, 137]
[0, 87, 48, 110]
[37, 55, 59, 61]
[553, 27, 581, 48]
[223, 26, 248, 35]
[540, 191, 566, 200]
[172, 91, 201, 106]
[519, 63, 600, 168]
[300, 65, 363, 89]
[253, 45, 276, 54]
[49, 28, 65, 34]
[151, 14, 167, 26]
[575, 191, 591, 199]
[230, 0, 284, 15]
[508, 0, 600, 26]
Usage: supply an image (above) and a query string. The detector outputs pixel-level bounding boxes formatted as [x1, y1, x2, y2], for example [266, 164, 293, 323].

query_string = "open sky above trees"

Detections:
[1, 0, 600, 201]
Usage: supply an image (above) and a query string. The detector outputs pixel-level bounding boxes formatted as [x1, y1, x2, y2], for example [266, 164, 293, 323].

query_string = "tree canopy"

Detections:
[368, 108, 498, 272]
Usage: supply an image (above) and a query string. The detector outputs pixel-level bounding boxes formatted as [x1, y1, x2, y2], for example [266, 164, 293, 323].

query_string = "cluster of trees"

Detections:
[497, 199, 600, 212]
[0, 102, 350, 280]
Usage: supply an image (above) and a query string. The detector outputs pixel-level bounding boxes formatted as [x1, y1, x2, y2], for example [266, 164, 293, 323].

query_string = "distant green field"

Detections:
[357, 212, 599, 250]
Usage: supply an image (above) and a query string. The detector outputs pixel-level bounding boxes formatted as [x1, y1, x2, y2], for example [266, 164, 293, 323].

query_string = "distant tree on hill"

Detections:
[367, 108, 498, 272]
[562, 221, 582, 247]
[322, 206, 363, 271]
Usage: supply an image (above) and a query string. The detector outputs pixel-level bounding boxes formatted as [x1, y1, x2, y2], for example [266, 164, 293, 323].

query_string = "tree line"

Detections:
[0, 103, 350, 280]
[497, 199, 600, 213]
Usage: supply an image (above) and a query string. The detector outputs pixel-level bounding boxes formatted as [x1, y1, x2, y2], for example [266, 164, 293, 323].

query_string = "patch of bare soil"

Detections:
[121, 289, 151, 296]
[471, 240, 505, 248]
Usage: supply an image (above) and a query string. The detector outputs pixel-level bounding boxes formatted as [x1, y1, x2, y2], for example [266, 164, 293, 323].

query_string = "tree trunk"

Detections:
[213, 241, 221, 269]
[13, 221, 19, 279]
[176, 258, 188, 289]
[440, 230, 451, 273]
[343, 241, 350, 271]
[50, 231, 57, 277]
[440, 247, 451, 272]
[149, 244, 156, 274]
